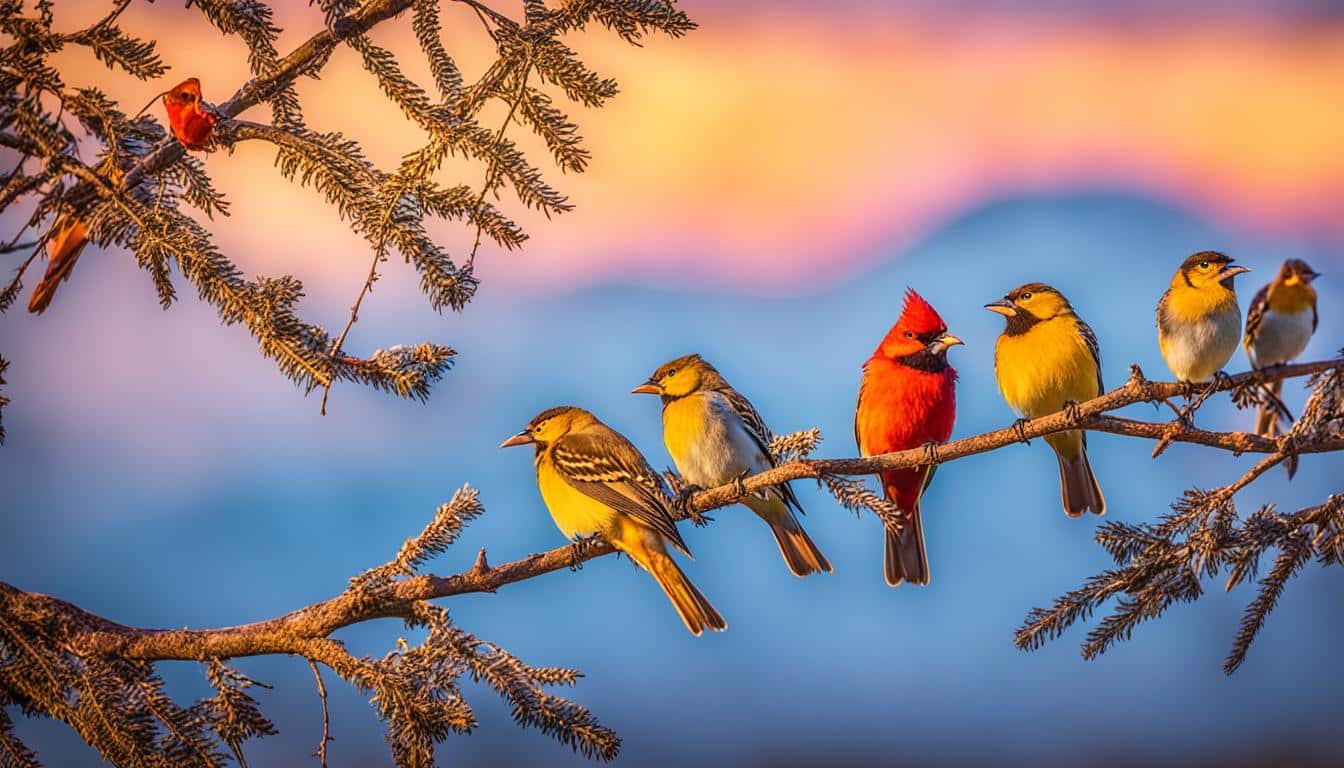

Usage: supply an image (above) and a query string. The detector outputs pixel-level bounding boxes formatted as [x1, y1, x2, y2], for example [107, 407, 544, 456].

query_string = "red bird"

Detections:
[855, 289, 962, 587]
[162, 78, 217, 149]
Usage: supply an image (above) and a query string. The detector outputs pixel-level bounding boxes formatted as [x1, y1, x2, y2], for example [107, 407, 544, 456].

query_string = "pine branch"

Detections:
[1018, 357, 1344, 671]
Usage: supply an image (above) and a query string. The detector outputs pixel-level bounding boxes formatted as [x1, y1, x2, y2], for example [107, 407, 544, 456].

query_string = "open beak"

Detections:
[984, 298, 1017, 317]
[631, 381, 662, 395]
[1218, 264, 1250, 282]
[928, 334, 964, 355]
[499, 430, 534, 449]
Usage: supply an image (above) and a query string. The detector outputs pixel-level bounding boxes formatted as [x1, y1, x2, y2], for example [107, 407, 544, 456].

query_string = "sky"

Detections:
[2, 1, 1344, 766]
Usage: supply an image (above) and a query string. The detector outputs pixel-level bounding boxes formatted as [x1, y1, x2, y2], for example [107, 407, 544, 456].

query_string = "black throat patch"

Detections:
[897, 348, 950, 373]
[1002, 311, 1043, 337]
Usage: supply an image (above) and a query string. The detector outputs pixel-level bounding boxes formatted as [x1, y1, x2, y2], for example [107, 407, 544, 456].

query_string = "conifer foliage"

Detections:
[0, 0, 695, 436]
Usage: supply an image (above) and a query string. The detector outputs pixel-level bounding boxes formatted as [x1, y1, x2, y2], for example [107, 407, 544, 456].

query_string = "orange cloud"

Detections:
[33, 4, 1344, 299]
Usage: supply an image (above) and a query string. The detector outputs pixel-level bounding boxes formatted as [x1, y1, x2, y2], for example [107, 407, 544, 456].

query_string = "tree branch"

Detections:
[0, 356, 1329, 664]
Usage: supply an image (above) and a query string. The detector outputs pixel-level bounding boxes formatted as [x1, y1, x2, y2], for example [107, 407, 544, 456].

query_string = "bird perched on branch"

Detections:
[28, 79, 215, 314]
[1244, 259, 1319, 436]
[1156, 251, 1249, 384]
[27, 155, 122, 314]
[501, 406, 726, 636]
[987, 283, 1105, 518]
[162, 78, 217, 150]
[634, 354, 831, 577]
[855, 289, 961, 586]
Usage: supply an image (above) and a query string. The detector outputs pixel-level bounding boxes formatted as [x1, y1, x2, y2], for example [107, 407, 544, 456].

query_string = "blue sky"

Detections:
[3, 190, 1341, 766]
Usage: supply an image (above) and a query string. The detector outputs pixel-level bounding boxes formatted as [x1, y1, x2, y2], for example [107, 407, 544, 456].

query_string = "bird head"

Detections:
[162, 78, 207, 121]
[1175, 251, 1248, 291]
[1279, 259, 1321, 288]
[984, 283, 1073, 334]
[500, 405, 594, 450]
[875, 288, 963, 362]
[632, 353, 721, 398]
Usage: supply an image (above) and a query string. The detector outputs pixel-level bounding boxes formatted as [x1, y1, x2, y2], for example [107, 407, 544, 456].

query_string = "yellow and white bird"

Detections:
[501, 406, 726, 636]
[633, 354, 832, 577]
[1244, 259, 1320, 436]
[986, 283, 1106, 517]
[1156, 251, 1249, 383]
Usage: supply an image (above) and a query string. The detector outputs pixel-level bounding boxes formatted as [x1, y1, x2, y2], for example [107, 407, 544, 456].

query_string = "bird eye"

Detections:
[665, 368, 676, 377]
[1021, 292, 1032, 300]
[904, 332, 914, 339]
[1198, 261, 1210, 269]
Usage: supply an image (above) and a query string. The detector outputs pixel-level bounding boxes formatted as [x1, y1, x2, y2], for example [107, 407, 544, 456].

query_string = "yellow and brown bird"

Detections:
[1156, 251, 1249, 384]
[986, 283, 1106, 517]
[1244, 259, 1320, 436]
[633, 354, 831, 577]
[501, 406, 726, 636]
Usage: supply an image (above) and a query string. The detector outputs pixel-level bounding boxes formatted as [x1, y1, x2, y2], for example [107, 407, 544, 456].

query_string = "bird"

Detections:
[162, 78, 217, 150]
[27, 214, 90, 314]
[986, 283, 1106, 518]
[633, 354, 832, 577]
[501, 405, 726, 636]
[1244, 259, 1320, 436]
[854, 288, 962, 586]
[28, 78, 213, 314]
[27, 155, 122, 314]
[1156, 251, 1249, 384]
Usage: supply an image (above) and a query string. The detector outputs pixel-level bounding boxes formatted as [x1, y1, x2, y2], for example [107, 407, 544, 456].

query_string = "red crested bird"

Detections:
[162, 78, 217, 149]
[854, 289, 962, 587]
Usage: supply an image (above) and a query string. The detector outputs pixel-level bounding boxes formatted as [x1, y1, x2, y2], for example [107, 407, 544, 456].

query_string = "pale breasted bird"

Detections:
[634, 354, 832, 577]
[1244, 259, 1320, 436]
[501, 406, 726, 636]
[1156, 251, 1249, 384]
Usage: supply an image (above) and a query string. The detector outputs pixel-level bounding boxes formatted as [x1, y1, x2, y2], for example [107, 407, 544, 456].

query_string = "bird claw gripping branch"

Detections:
[921, 441, 942, 465]
[1012, 418, 1033, 445]
[1062, 400, 1084, 426]
[567, 534, 604, 571]
[672, 483, 713, 527]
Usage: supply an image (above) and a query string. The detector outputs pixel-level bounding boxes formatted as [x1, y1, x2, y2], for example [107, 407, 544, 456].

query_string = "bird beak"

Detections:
[499, 430, 534, 448]
[984, 299, 1017, 317]
[1218, 264, 1250, 281]
[928, 334, 964, 355]
[631, 381, 662, 395]
[1304, 269, 1322, 283]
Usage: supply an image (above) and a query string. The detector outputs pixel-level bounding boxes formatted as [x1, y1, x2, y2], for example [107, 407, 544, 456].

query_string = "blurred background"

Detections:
[3, 0, 1343, 765]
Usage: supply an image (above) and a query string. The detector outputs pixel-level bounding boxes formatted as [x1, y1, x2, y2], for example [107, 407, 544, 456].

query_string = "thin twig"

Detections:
[465, 63, 531, 269]
[307, 659, 331, 768]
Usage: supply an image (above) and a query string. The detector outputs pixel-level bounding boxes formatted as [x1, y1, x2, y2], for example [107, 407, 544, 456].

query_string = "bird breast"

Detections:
[1249, 306, 1314, 368]
[662, 393, 765, 488]
[536, 458, 617, 541]
[994, 319, 1098, 418]
[1159, 302, 1242, 382]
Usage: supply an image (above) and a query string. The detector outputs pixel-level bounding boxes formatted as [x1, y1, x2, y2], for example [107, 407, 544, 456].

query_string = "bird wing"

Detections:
[1244, 283, 1269, 351]
[551, 427, 689, 555]
[1078, 316, 1104, 393]
[715, 386, 805, 514]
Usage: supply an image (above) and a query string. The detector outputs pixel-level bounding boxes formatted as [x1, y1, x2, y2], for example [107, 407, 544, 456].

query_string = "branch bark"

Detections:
[0, 357, 1335, 665]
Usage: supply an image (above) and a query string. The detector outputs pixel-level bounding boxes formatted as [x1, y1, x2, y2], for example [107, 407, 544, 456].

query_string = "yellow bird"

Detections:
[633, 354, 831, 577]
[986, 283, 1106, 517]
[1244, 259, 1320, 436]
[1156, 251, 1249, 384]
[501, 406, 726, 636]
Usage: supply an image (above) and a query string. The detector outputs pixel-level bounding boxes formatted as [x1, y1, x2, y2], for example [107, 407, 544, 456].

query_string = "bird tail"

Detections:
[1055, 439, 1106, 517]
[746, 494, 832, 577]
[642, 549, 726, 636]
[28, 216, 89, 315]
[1254, 378, 1284, 437]
[884, 501, 929, 587]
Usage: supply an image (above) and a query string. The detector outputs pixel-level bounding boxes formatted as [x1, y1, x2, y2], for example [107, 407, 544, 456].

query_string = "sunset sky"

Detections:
[3, 1, 1343, 766]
